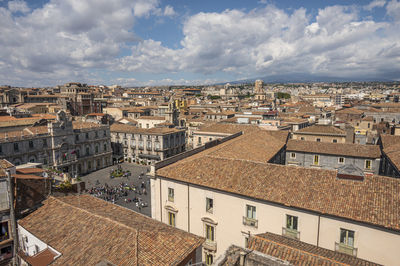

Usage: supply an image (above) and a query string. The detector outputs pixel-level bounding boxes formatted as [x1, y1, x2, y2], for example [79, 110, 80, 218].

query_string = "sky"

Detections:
[0, 0, 399, 87]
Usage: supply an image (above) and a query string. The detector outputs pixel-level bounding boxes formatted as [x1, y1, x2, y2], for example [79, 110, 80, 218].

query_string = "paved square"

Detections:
[81, 163, 152, 217]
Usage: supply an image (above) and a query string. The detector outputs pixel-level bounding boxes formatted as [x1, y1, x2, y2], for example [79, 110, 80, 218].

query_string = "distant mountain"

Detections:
[218, 73, 396, 85]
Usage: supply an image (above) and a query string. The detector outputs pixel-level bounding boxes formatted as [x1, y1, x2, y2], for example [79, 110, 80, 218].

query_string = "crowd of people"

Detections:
[87, 180, 148, 210]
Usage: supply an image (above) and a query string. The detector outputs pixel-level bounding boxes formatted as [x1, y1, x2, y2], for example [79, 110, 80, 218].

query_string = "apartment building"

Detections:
[286, 140, 381, 175]
[0, 161, 14, 264]
[110, 124, 185, 165]
[136, 116, 167, 128]
[151, 132, 400, 266]
[17, 195, 204, 265]
[0, 111, 112, 176]
[292, 124, 347, 143]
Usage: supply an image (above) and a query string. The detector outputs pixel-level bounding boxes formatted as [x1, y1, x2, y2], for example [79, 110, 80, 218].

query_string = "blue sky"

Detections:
[0, 0, 399, 87]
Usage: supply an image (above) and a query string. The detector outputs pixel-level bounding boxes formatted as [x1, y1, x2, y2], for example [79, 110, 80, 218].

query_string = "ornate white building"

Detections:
[0, 111, 112, 176]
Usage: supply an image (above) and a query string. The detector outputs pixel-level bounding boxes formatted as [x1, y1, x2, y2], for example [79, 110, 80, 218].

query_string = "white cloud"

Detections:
[387, 0, 400, 20]
[0, 0, 163, 86]
[8, 0, 30, 13]
[364, 0, 386, 11]
[1, 1, 400, 86]
[163, 5, 176, 16]
[116, 4, 399, 80]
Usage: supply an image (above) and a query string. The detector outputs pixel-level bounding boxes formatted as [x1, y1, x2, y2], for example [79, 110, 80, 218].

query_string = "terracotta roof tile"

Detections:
[110, 124, 183, 135]
[296, 125, 346, 136]
[249, 233, 380, 266]
[287, 140, 381, 158]
[19, 195, 204, 266]
[157, 137, 400, 231]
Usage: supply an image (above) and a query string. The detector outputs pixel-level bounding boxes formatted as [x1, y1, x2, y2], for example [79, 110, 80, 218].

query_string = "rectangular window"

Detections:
[168, 212, 175, 227]
[43, 139, 47, 147]
[205, 224, 214, 241]
[290, 152, 296, 159]
[206, 198, 213, 213]
[168, 187, 174, 202]
[313, 155, 319, 165]
[245, 237, 249, 248]
[365, 160, 371, 169]
[86, 132, 89, 139]
[333, 139, 337, 143]
[340, 229, 355, 247]
[286, 215, 298, 230]
[198, 137, 202, 144]
[29, 141, 34, 149]
[316, 138, 321, 142]
[300, 137, 305, 140]
[14, 143, 19, 151]
[0, 145, 2, 154]
[206, 253, 213, 265]
[246, 205, 256, 219]
[338, 157, 345, 164]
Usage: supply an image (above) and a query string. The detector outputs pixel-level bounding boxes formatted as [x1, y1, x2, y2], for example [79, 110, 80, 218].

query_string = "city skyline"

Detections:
[0, 0, 399, 87]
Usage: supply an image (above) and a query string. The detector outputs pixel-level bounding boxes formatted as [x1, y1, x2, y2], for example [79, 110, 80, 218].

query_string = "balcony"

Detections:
[203, 240, 217, 252]
[55, 155, 78, 166]
[146, 146, 152, 151]
[242, 216, 258, 228]
[282, 227, 300, 240]
[335, 242, 357, 256]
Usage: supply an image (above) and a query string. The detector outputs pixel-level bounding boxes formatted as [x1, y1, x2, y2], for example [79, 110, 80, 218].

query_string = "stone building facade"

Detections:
[110, 124, 186, 165]
[0, 111, 112, 176]
[286, 140, 381, 175]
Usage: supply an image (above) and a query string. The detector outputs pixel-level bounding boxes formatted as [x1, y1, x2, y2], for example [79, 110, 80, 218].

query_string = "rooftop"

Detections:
[295, 125, 346, 136]
[19, 195, 204, 265]
[136, 116, 166, 120]
[110, 123, 183, 135]
[196, 123, 261, 134]
[287, 140, 381, 158]
[157, 135, 400, 231]
[249, 232, 379, 266]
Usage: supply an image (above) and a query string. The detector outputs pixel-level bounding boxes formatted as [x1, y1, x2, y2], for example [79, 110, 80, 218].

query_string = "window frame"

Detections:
[313, 155, 319, 165]
[338, 157, 345, 164]
[168, 187, 174, 202]
[290, 152, 296, 159]
[205, 224, 215, 242]
[168, 212, 176, 227]
[246, 205, 256, 219]
[206, 198, 213, 213]
[365, 159, 371, 169]
[286, 215, 298, 231]
[340, 228, 355, 247]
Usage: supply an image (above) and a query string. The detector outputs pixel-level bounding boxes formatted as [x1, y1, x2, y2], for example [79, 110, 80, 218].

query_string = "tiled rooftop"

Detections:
[19, 195, 204, 266]
[249, 233, 380, 266]
[197, 123, 261, 134]
[287, 140, 381, 158]
[157, 134, 400, 231]
[136, 116, 166, 120]
[380, 135, 400, 171]
[110, 123, 183, 135]
[295, 125, 346, 135]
